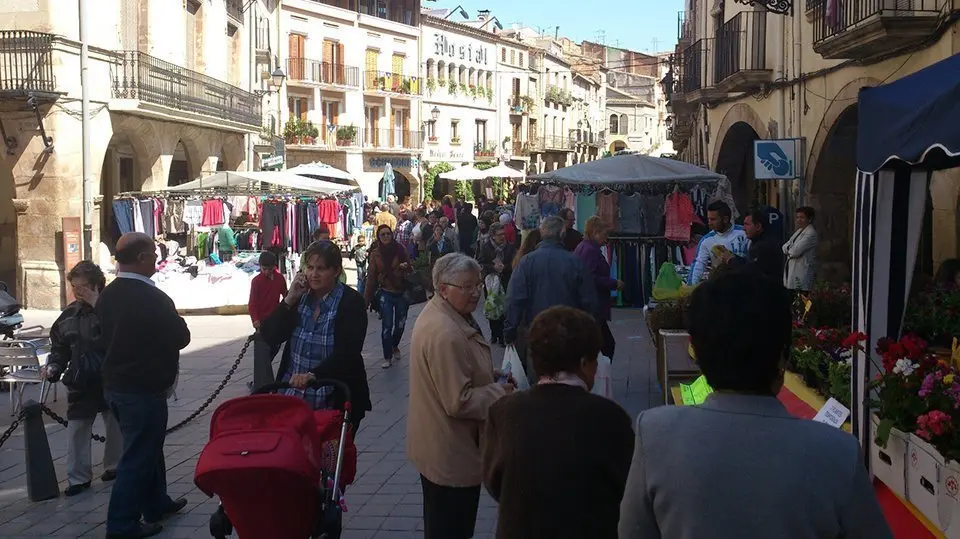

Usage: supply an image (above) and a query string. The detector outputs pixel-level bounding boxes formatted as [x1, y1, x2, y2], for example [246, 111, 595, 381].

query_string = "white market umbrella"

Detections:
[439, 164, 488, 181]
[164, 171, 352, 195]
[286, 161, 359, 186]
[481, 163, 525, 179]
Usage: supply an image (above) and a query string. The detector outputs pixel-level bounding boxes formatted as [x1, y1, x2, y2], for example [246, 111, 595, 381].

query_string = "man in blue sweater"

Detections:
[98, 232, 191, 538]
[687, 201, 749, 285]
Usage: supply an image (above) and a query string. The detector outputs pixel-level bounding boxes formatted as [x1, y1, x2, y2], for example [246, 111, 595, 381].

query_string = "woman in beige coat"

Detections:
[782, 206, 819, 292]
[407, 253, 516, 539]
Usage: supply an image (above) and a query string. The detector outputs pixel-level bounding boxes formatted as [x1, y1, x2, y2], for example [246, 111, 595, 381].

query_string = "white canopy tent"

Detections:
[531, 153, 723, 185]
[162, 171, 354, 195]
[285, 161, 359, 186]
[438, 164, 488, 181]
[480, 163, 525, 179]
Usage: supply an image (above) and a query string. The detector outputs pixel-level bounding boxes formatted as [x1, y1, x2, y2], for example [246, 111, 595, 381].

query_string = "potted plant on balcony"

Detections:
[451, 136, 461, 145]
[459, 83, 468, 96]
[468, 84, 477, 98]
[521, 95, 535, 112]
[303, 121, 319, 145]
[426, 77, 437, 93]
[400, 78, 413, 94]
[336, 125, 357, 146]
[284, 118, 306, 144]
[428, 134, 439, 144]
[448, 78, 458, 96]
[487, 88, 494, 105]
[477, 86, 486, 98]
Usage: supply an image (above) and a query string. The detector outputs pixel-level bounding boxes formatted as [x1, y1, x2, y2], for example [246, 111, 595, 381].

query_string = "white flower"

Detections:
[893, 359, 917, 376]
[839, 348, 853, 366]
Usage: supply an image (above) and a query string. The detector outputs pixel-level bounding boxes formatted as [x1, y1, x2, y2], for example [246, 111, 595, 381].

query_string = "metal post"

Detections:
[23, 401, 60, 502]
[79, 0, 94, 260]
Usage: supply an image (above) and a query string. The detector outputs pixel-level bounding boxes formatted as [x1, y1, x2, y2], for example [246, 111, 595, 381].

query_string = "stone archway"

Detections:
[710, 103, 768, 171]
[383, 170, 413, 203]
[609, 140, 627, 153]
[715, 121, 761, 216]
[809, 104, 859, 283]
[99, 133, 150, 251]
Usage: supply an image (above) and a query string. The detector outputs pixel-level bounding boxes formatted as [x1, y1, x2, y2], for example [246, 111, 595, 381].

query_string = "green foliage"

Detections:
[904, 284, 960, 345]
[423, 162, 454, 202]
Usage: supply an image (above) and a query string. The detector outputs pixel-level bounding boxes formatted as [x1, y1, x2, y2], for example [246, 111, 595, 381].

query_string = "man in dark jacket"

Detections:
[457, 203, 480, 256]
[560, 208, 583, 251]
[505, 216, 599, 381]
[729, 210, 785, 282]
[98, 232, 191, 539]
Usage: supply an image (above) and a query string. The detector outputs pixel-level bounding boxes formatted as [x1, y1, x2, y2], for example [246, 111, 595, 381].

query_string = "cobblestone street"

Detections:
[0, 305, 658, 538]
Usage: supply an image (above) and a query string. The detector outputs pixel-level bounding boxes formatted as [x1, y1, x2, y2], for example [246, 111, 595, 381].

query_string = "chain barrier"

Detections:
[0, 335, 253, 448]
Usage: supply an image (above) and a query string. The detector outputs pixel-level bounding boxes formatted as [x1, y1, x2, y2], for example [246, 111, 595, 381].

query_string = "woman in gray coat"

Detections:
[42, 262, 122, 496]
[619, 269, 892, 539]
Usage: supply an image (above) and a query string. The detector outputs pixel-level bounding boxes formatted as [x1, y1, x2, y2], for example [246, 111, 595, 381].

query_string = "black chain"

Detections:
[0, 336, 253, 447]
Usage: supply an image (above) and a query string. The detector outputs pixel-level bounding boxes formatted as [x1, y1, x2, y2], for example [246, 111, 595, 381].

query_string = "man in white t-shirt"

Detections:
[687, 201, 748, 285]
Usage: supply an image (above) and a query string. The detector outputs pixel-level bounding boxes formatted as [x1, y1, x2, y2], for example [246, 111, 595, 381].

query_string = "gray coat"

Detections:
[47, 301, 107, 420]
[619, 393, 893, 539]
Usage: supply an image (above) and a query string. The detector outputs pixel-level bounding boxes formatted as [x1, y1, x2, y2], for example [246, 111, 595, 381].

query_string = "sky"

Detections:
[425, 0, 686, 54]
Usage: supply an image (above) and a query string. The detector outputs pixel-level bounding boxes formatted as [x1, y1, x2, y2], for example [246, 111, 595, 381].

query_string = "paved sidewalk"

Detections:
[0, 305, 659, 538]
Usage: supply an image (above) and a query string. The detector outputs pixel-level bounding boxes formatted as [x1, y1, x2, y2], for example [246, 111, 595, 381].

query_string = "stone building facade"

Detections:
[0, 0, 275, 308]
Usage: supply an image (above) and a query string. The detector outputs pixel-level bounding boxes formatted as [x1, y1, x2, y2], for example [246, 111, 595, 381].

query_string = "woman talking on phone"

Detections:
[260, 241, 372, 435]
[364, 224, 412, 369]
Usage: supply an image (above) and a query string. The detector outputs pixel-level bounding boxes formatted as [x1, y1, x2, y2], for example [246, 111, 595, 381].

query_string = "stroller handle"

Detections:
[253, 378, 353, 409]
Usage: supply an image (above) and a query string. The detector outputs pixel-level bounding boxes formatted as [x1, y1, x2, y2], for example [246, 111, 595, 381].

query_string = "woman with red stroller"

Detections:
[259, 241, 371, 434]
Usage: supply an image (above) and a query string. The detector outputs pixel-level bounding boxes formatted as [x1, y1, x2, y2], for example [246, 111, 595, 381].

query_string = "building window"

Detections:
[510, 50, 515, 65]
[322, 100, 338, 128]
[365, 105, 379, 145]
[289, 96, 310, 121]
[450, 120, 460, 142]
[501, 48, 506, 62]
[620, 114, 628, 135]
[609, 114, 619, 135]
[519, 52, 524, 67]
[475, 120, 487, 148]
[426, 120, 436, 140]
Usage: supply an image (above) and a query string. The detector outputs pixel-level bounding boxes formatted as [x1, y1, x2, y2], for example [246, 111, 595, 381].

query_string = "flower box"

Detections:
[937, 458, 960, 535]
[907, 433, 944, 527]
[870, 414, 909, 499]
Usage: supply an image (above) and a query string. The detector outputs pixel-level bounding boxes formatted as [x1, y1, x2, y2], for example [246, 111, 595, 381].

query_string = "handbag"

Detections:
[0, 288, 20, 317]
[61, 348, 104, 392]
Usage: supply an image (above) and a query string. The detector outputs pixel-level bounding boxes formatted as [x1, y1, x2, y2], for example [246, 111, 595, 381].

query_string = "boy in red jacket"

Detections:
[248, 252, 287, 390]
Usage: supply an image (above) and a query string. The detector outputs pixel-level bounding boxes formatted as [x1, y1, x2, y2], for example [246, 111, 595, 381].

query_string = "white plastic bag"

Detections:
[591, 354, 612, 399]
[502, 345, 530, 391]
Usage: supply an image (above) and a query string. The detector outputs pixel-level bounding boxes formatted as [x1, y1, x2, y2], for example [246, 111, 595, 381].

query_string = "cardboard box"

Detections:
[870, 415, 908, 499]
[937, 459, 960, 537]
[907, 434, 944, 527]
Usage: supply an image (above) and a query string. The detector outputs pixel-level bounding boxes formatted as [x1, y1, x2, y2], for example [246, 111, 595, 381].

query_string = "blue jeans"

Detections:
[105, 390, 174, 534]
[380, 290, 409, 360]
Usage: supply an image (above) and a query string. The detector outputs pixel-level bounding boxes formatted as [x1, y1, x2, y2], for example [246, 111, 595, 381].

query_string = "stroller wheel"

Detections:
[315, 505, 343, 539]
[209, 505, 233, 539]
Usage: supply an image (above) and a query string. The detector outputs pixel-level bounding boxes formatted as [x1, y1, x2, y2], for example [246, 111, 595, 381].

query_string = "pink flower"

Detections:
[917, 410, 952, 438]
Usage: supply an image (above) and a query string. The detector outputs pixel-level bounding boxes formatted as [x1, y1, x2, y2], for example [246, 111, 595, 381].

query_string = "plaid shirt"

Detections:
[282, 282, 344, 409]
[395, 219, 413, 248]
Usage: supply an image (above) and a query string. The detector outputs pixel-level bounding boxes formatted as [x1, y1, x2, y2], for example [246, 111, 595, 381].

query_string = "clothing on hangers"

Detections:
[596, 190, 619, 231]
[618, 192, 643, 234]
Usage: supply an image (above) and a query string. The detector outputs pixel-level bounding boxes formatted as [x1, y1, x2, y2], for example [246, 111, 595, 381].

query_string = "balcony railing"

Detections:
[678, 38, 714, 94]
[0, 30, 56, 94]
[569, 129, 606, 146]
[364, 71, 422, 95]
[810, 0, 942, 59]
[542, 135, 573, 151]
[509, 95, 535, 114]
[286, 58, 360, 87]
[678, 11, 695, 43]
[226, 0, 244, 24]
[474, 143, 497, 159]
[306, 0, 419, 26]
[361, 128, 424, 150]
[715, 11, 770, 91]
[111, 51, 261, 127]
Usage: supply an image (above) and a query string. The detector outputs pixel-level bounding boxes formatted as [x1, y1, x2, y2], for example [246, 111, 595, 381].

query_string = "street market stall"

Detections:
[109, 170, 363, 313]
[849, 52, 960, 537]
[529, 154, 728, 308]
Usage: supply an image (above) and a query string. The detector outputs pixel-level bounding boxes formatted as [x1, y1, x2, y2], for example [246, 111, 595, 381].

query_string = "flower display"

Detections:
[788, 326, 865, 407]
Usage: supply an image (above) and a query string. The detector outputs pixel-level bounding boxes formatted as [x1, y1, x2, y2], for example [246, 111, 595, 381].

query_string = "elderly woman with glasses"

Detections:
[407, 253, 516, 539]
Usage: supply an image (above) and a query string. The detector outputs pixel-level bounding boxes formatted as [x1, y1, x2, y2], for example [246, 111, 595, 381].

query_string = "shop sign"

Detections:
[369, 157, 413, 169]
[427, 148, 466, 161]
[753, 138, 803, 180]
[261, 155, 284, 168]
[433, 33, 490, 66]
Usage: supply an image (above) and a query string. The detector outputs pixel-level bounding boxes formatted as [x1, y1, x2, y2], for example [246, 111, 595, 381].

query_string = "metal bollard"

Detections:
[22, 400, 60, 502]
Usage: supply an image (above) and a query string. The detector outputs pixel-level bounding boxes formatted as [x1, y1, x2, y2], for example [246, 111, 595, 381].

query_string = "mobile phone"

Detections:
[498, 362, 512, 384]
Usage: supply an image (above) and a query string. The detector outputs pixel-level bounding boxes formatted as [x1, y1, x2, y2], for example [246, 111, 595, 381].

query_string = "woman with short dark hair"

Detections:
[364, 224, 412, 369]
[481, 306, 634, 538]
[260, 241, 371, 434]
[42, 261, 123, 496]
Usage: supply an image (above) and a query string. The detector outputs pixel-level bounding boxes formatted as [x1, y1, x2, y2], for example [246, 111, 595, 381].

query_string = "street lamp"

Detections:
[664, 116, 673, 128]
[255, 66, 286, 97]
[431, 106, 441, 121]
[577, 120, 583, 129]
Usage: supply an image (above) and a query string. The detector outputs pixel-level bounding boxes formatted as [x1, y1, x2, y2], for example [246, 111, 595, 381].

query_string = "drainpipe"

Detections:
[247, 1, 256, 172]
[774, 12, 788, 214]
[79, 0, 94, 259]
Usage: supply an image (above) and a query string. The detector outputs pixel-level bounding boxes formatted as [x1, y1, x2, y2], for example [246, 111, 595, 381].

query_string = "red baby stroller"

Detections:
[194, 379, 358, 539]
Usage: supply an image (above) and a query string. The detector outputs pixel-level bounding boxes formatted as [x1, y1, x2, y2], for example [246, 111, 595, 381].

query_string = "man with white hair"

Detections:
[504, 216, 599, 380]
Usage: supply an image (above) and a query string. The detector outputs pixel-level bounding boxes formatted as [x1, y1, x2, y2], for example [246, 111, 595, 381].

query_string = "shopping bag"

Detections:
[484, 274, 506, 320]
[591, 354, 613, 399]
[502, 345, 530, 391]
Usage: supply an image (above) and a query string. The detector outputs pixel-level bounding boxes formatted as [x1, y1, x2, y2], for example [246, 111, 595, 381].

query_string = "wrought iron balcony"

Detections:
[0, 31, 56, 97]
[361, 127, 423, 150]
[676, 38, 722, 104]
[286, 58, 360, 87]
[309, 0, 419, 27]
[111, 51, 261, 128]
[226, 0, 244, 24]
[810, 0, 942, 59]
[542, 134, 573, 151]
[678, 11, 695, 47]
[714, 11, 771, 92]
[364, 71, 422, 95]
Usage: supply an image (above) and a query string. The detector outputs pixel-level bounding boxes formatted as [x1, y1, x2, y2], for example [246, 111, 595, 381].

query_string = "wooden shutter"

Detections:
[391, 54, 403, 91]
[402, 110, 410, 147]
[322, 40, 334, 83]
[299, 99, 307, 121]
[365, 49, 378, 88]
[289, 34, 305, 80]
[336, 43, 345, 84]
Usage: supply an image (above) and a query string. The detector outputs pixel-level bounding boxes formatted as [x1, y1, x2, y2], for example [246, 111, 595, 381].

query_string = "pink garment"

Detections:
[664, 191, 696, 242]
[442, 205, 455, 221]
[596, 191, 619, 231]
[563, 188, 576, 214]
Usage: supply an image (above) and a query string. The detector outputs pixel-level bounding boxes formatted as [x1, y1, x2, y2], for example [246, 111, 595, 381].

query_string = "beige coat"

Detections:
[407, 296, 506, 487]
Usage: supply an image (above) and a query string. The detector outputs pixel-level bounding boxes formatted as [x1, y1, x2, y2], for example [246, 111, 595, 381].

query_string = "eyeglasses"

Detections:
[379, 232, 393, 238]
[443, 282, 483, 294]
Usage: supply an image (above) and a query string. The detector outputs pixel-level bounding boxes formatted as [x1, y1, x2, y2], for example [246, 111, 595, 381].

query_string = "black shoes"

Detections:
[101, 470, 117, 482]
[64, 482, 91, 497]
[105, 522, 163, 539]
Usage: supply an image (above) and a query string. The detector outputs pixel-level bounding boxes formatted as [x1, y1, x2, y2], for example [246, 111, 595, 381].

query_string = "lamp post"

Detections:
[431, 106, 440, 121]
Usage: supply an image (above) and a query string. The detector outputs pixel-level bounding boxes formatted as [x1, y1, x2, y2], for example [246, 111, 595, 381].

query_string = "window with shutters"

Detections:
[289, 34, 306, 80]
[393, 108, 409, 147]
[501, 48, 506, 62]
[365, 49, 379, 89]
[519, 53, 524, 68]
[391, 54, 404, 92]
[365, 105, 380, 146]
[323, 40, 345, 84]
[288, 96, 309, 121]
[475, 120, 487, 148]
[510, 50, 515, 65]
[322, 101, 338, 129]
